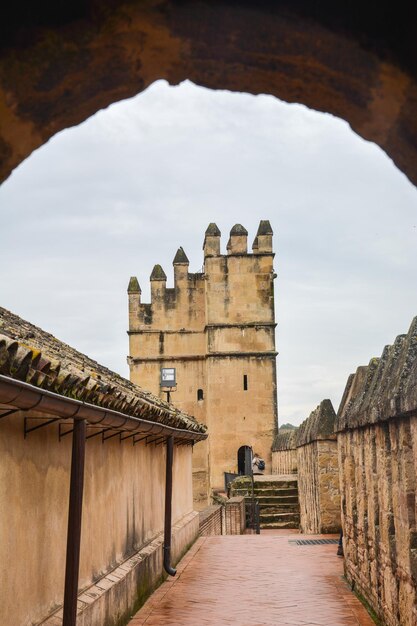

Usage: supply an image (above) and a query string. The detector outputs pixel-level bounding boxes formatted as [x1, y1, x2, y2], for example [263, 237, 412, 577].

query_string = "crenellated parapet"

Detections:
[296, 399, 337, 446]
[128, 220, 276, 331]
[271, 427, 298, 474]
[272, 427, 298, 452]
[227, 223, 248, 254]
[203, 220, 274, 258]
[253, 220, 273, 254]
[336, 316, 417, 431]
[295, 399, 340, 534]
[203, 223, 221, 257]
[336, 317, 417, 626]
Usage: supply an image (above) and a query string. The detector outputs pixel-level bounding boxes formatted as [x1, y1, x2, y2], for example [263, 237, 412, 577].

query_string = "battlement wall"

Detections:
[128, 221, 276, 334]
[204, 253, 275, 326]
[336, 316, 417, 626]
[296, 399, 340, 534]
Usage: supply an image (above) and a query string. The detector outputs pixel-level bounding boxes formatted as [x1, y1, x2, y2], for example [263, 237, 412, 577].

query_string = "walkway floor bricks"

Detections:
[129, 530, 376, 626]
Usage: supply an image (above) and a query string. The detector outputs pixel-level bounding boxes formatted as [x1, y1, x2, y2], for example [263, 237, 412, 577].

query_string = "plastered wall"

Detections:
[0, 412, 195, 626]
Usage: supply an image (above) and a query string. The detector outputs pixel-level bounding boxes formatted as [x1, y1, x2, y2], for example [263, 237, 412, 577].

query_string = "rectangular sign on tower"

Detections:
[160, 367, 176, 387]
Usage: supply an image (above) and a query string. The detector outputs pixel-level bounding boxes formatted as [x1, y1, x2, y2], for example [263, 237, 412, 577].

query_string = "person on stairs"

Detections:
[252, 452, 265, 475]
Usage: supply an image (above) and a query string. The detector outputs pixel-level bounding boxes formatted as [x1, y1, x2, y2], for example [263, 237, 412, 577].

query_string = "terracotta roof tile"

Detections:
[0, 307, 206, 435]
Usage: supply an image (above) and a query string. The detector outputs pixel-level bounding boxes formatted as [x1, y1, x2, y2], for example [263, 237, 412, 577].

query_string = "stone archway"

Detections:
[1, 1, 416, 185]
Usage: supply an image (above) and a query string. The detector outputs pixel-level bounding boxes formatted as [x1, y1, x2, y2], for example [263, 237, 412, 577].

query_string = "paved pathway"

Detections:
[129, 531, 376, 626]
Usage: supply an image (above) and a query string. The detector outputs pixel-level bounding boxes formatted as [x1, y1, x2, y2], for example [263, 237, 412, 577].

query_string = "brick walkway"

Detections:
[129, 531, 376, 626]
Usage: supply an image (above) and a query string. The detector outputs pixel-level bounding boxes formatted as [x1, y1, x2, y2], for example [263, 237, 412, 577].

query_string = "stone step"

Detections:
[233, 487, 299, 498]
[252, 476, 298, 488]
[259, 504, 299, 515]
[256, 491, 298, 498]
[232, 478, 297, 491]
[256, 495, 298, 504]
[260, 520, 299, 529]
[254, 485, 298, 491]
[259, 512, 300, 525]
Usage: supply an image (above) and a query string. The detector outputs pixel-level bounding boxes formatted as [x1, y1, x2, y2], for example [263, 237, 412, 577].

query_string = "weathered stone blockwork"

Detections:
[272, 428, 298, 474]
[296, 400, 341, 534]
[199, 505, 223, 536]
[336, 317, 417, 626]
[128, 222, 278, 508]
[224, 497, 246, 535]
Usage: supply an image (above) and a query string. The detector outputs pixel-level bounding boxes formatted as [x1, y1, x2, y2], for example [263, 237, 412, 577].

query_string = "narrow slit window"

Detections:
[197, 388, 204, 401]
[243, 375, 248, 391]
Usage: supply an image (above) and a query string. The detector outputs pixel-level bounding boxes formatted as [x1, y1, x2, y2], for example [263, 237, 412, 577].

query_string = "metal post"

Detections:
[63, 418, 86, 626]
[255, 500, 260, 534]
[163, 435, 177, 576]
[250, 448, 255, 533]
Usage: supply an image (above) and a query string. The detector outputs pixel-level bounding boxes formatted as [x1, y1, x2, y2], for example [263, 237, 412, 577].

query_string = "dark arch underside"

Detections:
[1, 1, 417, 185]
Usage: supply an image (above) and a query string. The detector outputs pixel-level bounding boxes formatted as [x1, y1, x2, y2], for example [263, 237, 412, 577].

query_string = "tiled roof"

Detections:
[0, 307, 206, 435]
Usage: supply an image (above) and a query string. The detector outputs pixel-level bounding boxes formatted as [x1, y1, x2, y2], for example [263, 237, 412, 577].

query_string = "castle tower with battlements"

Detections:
[127, 221, 278, 508]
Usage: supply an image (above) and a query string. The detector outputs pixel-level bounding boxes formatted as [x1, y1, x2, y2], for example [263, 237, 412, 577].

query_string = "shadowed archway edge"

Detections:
[1, 1, 417, 185]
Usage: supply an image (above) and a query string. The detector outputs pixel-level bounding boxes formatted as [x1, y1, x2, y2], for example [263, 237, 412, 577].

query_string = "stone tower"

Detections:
[127, 221, 278, 509]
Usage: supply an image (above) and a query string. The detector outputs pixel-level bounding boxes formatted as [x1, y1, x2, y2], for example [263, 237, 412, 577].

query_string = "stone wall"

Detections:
[336, 317, 417, 626]
[199, 498, 246, 536]
[296, 400, 341, 534]
[199, 505, 223, 536]
[272, 429, 298, 474]
[224, 497, 246, 535]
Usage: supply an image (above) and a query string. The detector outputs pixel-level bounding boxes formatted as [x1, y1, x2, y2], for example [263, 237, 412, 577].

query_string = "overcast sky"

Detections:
[1, 79, 416, 425]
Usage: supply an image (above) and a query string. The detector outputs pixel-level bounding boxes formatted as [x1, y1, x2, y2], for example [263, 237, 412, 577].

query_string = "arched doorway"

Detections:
[237, 445, 252, 476]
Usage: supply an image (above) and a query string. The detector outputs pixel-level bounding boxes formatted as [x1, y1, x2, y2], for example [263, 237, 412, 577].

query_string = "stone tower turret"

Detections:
[253, 220, 273, 253]
[173, 247, 189, 284]
[128, 220, 277, 509]
[127, 276, 141, 331]
[203, 223, 221, 257]
[150, 264, 167, 303]
[227, 223, 248, 254]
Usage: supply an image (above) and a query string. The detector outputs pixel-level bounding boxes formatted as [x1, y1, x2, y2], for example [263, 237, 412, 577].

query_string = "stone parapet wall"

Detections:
[336, 317, 417, 626]
[271, 448, 297, 474]
[199, 505, 223, 536]
[272, 429, 298, 474]
[199, 497, 246, 536]
[296, 400, 341, 534]
[224, 497, 246, 535]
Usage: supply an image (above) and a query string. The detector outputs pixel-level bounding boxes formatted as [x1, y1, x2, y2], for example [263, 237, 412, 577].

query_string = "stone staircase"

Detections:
[229, 475, 300, 529]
